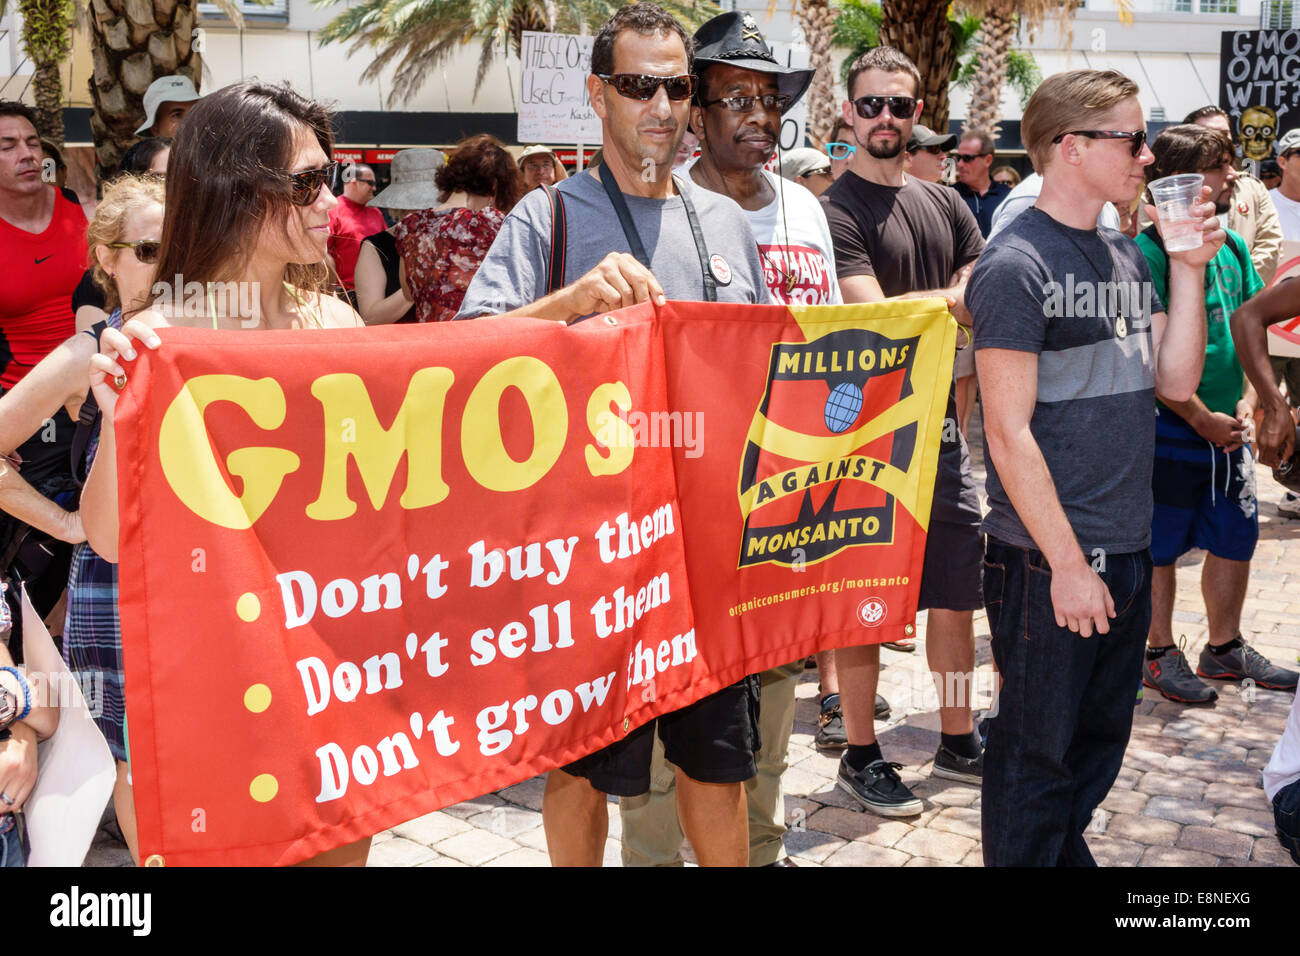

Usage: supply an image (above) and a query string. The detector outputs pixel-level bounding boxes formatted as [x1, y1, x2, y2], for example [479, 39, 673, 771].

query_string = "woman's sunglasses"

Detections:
[851, 95, 917, 119]
[288, 161, 341, 206]
[597, 73, 696, 101]
[1051, 129, 1147, 157]
[107, 239, 161, 264]
[826, 141, 857, 161]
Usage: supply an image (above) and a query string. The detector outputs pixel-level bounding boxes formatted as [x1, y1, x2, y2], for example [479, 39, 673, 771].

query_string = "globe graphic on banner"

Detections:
[824, 382, 863, 433]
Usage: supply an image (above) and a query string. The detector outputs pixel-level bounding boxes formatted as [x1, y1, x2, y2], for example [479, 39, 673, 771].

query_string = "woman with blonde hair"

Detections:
[0, 173, 164, 864]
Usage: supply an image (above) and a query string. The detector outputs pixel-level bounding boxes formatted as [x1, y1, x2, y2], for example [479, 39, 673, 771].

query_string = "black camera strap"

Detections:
[597, 165, 716, 303]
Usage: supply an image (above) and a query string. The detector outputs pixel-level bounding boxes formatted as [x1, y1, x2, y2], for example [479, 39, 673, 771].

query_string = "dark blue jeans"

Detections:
[0, 813, 24, 867]
[1274, 779, 1300, 866]
[981, 536, 1152, 866]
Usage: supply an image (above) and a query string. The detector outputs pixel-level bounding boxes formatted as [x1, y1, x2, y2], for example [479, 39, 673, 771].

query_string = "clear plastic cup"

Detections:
[1147, 173, 1204, 253]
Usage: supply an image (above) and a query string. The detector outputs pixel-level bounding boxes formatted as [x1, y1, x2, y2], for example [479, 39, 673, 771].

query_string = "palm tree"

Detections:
[835, 0, 1037, 133]
[2, 0, 76, 145]
[313, 0, 721, 106]
[958, 0, 1055, 135]
[83, 0, 244, 178]
[777, 0, 835, 143]
[877, 0, 959, 130]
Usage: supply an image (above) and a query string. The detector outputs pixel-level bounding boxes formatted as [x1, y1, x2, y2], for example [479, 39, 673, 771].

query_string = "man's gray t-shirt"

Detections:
[457, 170, 767, 316]
[968, 207, 1165, 554]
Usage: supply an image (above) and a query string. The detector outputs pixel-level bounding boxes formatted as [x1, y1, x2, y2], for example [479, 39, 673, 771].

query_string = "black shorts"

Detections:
[561, 675, 761, 797]
[918, 520, 984, 612]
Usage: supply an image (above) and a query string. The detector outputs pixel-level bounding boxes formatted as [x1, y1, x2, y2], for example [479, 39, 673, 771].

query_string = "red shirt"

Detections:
[0, 189, 87, 390]
[328, 196, 386, 292]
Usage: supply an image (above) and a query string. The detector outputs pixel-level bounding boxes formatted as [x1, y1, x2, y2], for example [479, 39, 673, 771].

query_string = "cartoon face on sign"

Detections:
[1240, 105, 1277, 161]
[736, 328, 921, 568]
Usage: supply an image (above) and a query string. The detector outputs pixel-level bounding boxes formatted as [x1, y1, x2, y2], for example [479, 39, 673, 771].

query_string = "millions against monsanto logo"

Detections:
[857, 597, 887, 627]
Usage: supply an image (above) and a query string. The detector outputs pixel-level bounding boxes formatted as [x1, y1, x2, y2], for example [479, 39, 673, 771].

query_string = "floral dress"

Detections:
[394, 207, 505, 323]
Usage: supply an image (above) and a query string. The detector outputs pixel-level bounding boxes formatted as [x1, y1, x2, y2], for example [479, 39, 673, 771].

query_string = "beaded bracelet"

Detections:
[0, 667, 31, 722]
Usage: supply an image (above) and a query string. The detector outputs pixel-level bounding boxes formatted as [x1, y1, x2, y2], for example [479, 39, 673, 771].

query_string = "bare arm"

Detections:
[355, 240, 412, 326]
[75, 304, 109, 334]
[978, 347, 1116, 636]
[0, 335, 95, 543]
[1157, 391, 1246, 452]
[838, 271, 973, 325]
[0, 642, 56, 741]
[82, 319, 164, 562]
[1231, 277, 1299, 465]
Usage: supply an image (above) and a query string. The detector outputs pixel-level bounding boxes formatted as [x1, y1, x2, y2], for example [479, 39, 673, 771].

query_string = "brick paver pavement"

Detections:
[85, 411, 1299, 867]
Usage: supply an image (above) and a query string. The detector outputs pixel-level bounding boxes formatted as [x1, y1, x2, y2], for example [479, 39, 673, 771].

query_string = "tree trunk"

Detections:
[879, 0, 957, 133]
[965, 5, 1016, 136]
[797, 0, 835, 143]
[19, 0, 75, 146]
[87, 0, 202, 181]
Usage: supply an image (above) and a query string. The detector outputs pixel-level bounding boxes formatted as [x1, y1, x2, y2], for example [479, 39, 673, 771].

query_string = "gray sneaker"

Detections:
[1143, 645, 1217, 703]
[1197, 639, 1299, 691]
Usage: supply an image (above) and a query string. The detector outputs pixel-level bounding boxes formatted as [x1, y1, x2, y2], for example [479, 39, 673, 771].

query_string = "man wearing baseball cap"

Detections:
[905, 123, 956, 183]
[136, 75, 202, 139]
[780, 147, 834, 196]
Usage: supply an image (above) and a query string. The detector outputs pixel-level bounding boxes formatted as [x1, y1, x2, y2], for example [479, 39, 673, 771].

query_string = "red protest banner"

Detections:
[114, 298, 954, 865]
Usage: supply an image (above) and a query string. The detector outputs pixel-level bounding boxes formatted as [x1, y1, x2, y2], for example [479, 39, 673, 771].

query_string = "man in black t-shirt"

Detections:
[819, 46, 987, 817]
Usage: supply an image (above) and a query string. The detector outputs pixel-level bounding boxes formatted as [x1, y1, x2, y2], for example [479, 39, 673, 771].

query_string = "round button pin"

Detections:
[709, 254, 732, 285]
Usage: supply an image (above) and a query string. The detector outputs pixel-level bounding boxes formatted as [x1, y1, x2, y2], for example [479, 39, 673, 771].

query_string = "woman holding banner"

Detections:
[83, 82, 368, 866]
[0, 173, 164, 864]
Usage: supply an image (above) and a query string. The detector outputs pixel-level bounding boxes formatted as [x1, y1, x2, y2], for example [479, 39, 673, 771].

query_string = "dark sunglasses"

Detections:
[107, 239, 161, 264]
[851, 95, 917, 119]
[288, 161, 340, 206]
[1052, 129, 1147, 157]
[826, 141, 857, 160]
[597, 73, 696, 101]
[916, 145, 946, 156]
[700, 93, 792, 114]
[953, 152, 989, 162]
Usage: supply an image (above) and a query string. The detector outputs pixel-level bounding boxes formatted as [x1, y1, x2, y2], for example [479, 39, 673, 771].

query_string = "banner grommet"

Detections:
[144, 854, 165, 867]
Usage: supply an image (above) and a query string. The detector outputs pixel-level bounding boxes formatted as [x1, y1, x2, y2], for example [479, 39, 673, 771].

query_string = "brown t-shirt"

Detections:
[821, 172, 985, 527]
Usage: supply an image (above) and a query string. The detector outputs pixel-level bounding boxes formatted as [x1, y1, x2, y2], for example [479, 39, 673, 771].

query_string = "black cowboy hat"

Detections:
[691, 11, 814, 114]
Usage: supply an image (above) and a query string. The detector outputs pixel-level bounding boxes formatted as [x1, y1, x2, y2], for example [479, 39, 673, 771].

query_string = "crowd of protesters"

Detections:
[2, 0, 1300, 868]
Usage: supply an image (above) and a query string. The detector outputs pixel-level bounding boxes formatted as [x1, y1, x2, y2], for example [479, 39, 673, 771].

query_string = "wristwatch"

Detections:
[0, 685, 15, 731]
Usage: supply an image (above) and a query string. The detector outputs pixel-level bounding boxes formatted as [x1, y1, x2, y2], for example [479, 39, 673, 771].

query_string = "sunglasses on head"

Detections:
[597, 73, 696, 101]
[107, 239, 161, 264]
[826, 141, 857, 160]
[851, 95, 917, 119]
[288, 161, 340, 206]
[700, 92, 792, 114]
[1052, 129, 1147, 157]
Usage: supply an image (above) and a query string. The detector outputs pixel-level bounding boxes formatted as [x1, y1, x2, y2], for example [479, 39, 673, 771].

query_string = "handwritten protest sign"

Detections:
[517, 31, 600, 144]
[114, 299, 955, 865]
[1219, 29, 1300, 160]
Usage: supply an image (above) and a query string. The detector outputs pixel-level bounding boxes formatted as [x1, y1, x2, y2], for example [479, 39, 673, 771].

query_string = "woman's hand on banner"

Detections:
[88, 319, 163, 419]
[0, 722, 37, 813]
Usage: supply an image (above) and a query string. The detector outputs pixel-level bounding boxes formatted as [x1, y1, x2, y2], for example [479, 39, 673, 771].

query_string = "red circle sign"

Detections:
[857, 597, 887, 627]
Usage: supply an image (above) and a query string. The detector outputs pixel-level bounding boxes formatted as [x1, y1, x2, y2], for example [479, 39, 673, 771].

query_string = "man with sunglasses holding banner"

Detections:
[968, 70, 1221, 865]
[819, 47, 987, 818]
[458, 1, 767, 866]
[615, 9, 830, 869]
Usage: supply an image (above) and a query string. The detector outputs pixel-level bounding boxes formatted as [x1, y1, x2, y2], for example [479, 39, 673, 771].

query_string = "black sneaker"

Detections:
[1198, 639, 1299, 691]
[836, 756, 923, 817]
[875, 694, 891, 720]
[932, 742, 983, 784]
[815, 699, 847, 752]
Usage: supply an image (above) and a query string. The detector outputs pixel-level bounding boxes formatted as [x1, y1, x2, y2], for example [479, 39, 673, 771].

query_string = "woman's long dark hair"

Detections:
[152, 82, 336, 308]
